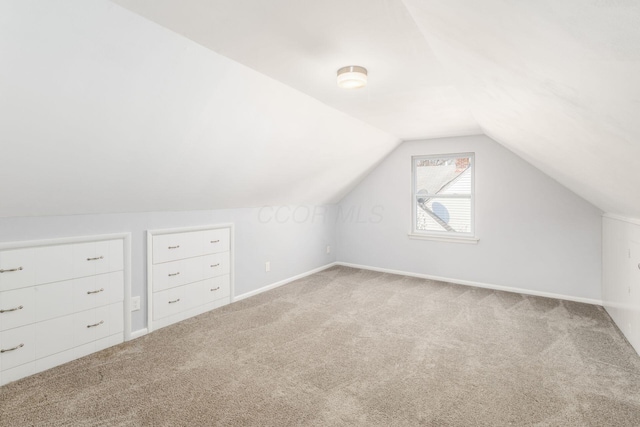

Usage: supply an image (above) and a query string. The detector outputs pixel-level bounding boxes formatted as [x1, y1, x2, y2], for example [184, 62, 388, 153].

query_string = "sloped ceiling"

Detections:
[3, 0, 639, 218]
[114, 0, 640, 218]
[0, 1, 400, 217]
[110, 0, 481, 140]
[402, 0, 640, 217]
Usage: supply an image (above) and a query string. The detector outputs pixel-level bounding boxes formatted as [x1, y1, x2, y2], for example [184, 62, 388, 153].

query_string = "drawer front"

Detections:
[204, 275, 231, 303]
[1, 239, 124, 292]
[35, 302, 123, 360]
[153, 232, 201, 264]
[32, 244, 74, 287]
[35, 272, 124, 323]
[74, 305, 115, 347]
[0, 323, 36, 371]
[202, 228, 230, 254]
[73, 271, 124, 313]
[34, 280, 74, 323]
[72, 240, 124, 278]
[1, 362, 35, 386]
[153, 256, 218, 292]
[0, 287, 36, 331]
[152, 228, 230, 263]
[153, 287, 186, 320]
[192, 276, 231, 306]
[203, 252, 230, 279]
[0, 248, 35, 292]
[35, 314, 75, 359]
[106, 302, 124, 337]
[181, 280, 206, 313]
[153, 259, 189, 292]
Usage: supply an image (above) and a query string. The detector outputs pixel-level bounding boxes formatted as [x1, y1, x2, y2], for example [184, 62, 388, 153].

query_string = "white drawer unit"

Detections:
[0, 233, 131, 387]
[148, 224, 233, 332]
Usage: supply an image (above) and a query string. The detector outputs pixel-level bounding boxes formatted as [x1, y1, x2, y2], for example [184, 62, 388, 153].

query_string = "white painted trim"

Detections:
[407, 233, 479, 244]
[229, 223, 235, 304]
[411, 152, 475, 238]
[603, 213, 640, 227]
[146, 230, 153, 333]
[336, 262, 603, 306]
[233, 262, 337, 302]
[129, 328, 148, 340]
[122, 233, 133, 341]
[147, 223, 234, 236]
[0, 232, 131, 250]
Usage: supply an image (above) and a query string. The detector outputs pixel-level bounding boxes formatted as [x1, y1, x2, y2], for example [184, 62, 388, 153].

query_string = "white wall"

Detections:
[603, 215, 640, 354]
[337, 135, 603, 302]
[0, 205, 336, 333]
[0, 0, 398, 218]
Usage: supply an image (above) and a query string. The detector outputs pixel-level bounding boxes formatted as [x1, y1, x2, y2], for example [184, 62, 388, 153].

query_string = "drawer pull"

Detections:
[168, 298, 181, 304]
[211, 263, 220, 268]
[0, 266, 23, 273]
[168, 272, 180, 277]
[210, 287, 220, 292]
[168, 245, 180, 249]
[86, 256, 104, 261]
[211, 240, 220, 243]
[87, 288, 104, 295]
[1, 343, 24, 353]
[0, 305, 24, 314]
[87, 320, 104, 328]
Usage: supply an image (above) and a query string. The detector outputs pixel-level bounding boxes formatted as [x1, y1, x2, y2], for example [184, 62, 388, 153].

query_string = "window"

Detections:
[412, 153, 474, 239]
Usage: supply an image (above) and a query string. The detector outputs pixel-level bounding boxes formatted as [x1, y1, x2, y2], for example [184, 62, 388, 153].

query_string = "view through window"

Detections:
[412, 153, 474, 236]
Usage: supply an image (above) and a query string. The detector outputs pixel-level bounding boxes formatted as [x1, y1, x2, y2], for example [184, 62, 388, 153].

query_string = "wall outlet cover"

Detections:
[131, 296, 141, 311]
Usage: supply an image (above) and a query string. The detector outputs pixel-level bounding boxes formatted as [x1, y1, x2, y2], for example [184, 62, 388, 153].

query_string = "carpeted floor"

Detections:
[2, 266, 640, 426]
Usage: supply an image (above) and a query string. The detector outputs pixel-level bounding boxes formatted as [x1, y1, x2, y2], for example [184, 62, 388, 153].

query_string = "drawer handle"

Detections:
[210, 287, 220, 292]
[168, 298, 181, 304]
[87, 288, 104, 295]
[0, 266, 23, 273]
[87, 320, 104, 328]
[0, 305, 24, 313]
[1, 343, 24, 353]
[168, 272, 180, 277]
[211, 263, 220, 268]
[87, 256, 104, 261]
[168, 245, 180, 249]
[211, 240, 220, 243]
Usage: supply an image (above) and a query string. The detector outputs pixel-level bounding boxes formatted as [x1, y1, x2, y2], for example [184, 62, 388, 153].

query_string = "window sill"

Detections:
[407, 233, 479, 244]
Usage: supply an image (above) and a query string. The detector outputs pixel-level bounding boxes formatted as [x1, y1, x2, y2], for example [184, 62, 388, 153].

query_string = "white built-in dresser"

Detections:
[0, 233, 130, 386]
[147, 224, 233, 332]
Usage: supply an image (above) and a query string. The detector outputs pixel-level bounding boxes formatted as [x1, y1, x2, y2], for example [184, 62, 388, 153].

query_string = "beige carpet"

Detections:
[2, 266, 640, 426]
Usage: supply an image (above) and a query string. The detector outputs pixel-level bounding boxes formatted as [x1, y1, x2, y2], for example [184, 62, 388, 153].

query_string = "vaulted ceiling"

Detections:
[403, 0, 640, 217]
[113, 0, 640, 218]
[112, 0, 481, 141]
[2, 0, 639, 218]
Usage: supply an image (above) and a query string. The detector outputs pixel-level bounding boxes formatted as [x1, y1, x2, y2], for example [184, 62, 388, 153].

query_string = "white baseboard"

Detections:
[233, 262, 337, 302]
[129, 328, 148, 340]
[337, 262, 603, 306]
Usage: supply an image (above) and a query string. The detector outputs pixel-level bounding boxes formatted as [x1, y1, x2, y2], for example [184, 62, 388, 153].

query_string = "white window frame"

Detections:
[409, 152, 478, 244]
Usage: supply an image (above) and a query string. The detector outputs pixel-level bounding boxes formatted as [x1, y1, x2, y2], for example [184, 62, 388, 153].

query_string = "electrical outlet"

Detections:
[326, 245, 331, 254]
[265, 261, 271, 272]
[131, 296, 141, 311]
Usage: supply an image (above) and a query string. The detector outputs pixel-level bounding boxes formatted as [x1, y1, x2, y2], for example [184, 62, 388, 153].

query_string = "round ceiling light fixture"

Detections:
[337, 65, 367, 89]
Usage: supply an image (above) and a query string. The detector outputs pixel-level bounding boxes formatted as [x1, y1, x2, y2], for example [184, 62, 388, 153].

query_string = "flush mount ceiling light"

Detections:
[337, 65, 367, 89]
